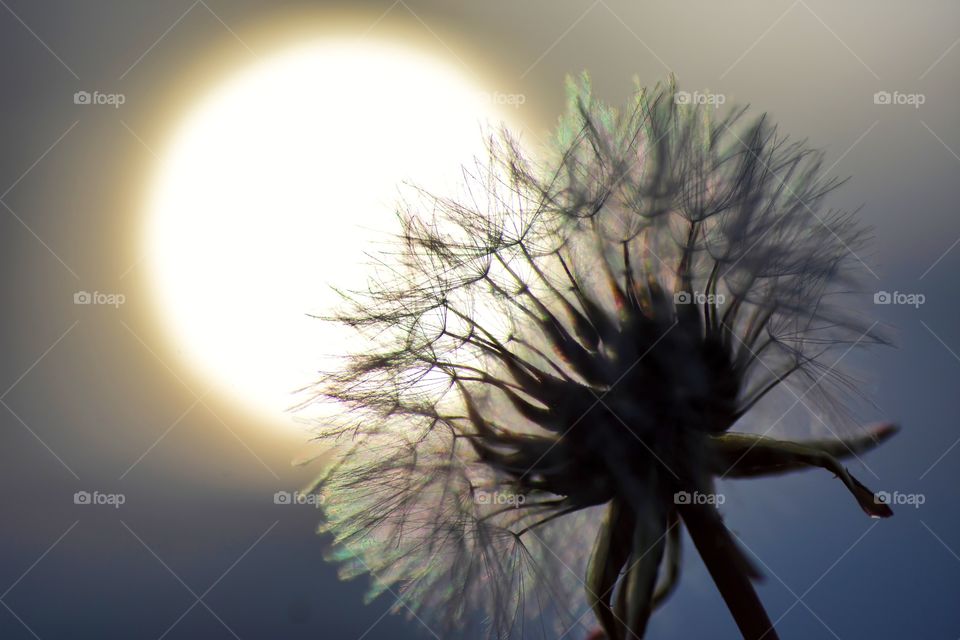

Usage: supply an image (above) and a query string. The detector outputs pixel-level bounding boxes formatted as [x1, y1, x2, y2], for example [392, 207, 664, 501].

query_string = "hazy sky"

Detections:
[1, 1, 959, 638]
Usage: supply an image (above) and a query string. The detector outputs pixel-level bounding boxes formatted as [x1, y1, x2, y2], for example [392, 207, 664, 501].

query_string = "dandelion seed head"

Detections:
[309, 76, 889, 639]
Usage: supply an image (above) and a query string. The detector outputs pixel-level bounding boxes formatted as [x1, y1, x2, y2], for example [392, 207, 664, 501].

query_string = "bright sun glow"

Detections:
[147, 40, 507, 433]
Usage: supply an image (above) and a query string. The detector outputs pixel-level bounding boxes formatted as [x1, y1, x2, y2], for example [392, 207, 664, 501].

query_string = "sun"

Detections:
[146, 39, 508, 433]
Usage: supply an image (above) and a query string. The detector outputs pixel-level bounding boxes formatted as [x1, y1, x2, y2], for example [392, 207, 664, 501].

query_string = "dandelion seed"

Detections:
[307, 76, 896, 640]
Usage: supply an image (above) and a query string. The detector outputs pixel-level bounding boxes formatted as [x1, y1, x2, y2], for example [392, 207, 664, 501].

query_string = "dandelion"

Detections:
[308, 76, 896, 640]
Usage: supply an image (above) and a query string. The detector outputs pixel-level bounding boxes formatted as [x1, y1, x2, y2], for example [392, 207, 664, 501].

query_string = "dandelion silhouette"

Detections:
[309, 76, 896, 640]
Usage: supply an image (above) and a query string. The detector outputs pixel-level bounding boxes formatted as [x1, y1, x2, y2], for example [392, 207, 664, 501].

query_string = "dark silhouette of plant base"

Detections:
[308, 76, 896, 640]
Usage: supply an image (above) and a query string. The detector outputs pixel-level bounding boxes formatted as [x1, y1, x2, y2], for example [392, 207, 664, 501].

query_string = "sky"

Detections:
[1, 1, 959, 638]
